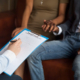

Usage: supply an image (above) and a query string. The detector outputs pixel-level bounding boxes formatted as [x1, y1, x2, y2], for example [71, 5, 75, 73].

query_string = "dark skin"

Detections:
[12, 3, 67, 37]
[42, 20, 59, 33]
[12, 1, 68, 79]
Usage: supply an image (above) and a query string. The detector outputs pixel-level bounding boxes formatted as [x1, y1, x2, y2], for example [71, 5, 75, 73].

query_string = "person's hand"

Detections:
[42, 20, 59, 33]
[78, 49, 80, 54]
[42, 20, 50, 32]
[11, 27, 25, 38]
[7, 39, 22, 56]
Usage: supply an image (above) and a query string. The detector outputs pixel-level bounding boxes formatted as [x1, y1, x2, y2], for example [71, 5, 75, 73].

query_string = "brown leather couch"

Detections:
[0, 11, 15, 48]
[0, 0, 75, 80]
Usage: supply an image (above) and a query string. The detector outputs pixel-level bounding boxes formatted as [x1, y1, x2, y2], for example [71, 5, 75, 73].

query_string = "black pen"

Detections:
[10, 40, 17, 43]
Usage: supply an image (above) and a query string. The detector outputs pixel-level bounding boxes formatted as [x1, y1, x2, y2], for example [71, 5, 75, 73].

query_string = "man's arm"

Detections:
[0, 50, 16, 74]
[44, 0, 73, 35]
[53, 16, 73, 35]
[59, 16, 73, 33]
[0, 39, 22, 74]
[54, 16, 73, 35]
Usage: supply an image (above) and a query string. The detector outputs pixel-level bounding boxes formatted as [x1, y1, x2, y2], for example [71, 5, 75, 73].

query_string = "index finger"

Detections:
[44, 24, 50, 32]
[14, 39, 22, 45]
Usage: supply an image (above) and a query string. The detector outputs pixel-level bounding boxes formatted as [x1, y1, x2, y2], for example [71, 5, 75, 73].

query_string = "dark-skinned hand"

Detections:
[42, 20, 59, 33]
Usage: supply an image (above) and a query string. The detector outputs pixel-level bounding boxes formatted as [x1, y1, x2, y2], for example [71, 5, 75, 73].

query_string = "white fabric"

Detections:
[53, 22, 80, 35]
[3, 50, 16, 63]
[0, 50, 16, 74]
[53, 26, 62, 35]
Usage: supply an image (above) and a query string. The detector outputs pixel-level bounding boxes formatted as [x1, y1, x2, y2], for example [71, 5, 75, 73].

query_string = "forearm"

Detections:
[59, 16, 73, 32]
[0, 55, 8, 74]
[0, 50, 16, 74]
[21, 6, 32, 28]
[53, 16, 73, 36]
[52, 15, 65, 25]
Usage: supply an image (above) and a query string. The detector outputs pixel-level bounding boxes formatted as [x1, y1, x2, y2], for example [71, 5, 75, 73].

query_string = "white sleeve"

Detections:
[0, 50, 16, 74]
[53, 26, 62, 36]
[2, 50, 16, 63]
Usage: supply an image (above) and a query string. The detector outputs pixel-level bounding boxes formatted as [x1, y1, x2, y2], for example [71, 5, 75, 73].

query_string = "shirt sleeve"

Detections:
[0, 50, 16, 74]
[60, 0, 69, 3]
[53, 26, 62, 35]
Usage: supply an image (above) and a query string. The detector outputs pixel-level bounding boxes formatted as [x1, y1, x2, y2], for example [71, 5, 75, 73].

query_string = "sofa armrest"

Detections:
[0, 11, 16, 48]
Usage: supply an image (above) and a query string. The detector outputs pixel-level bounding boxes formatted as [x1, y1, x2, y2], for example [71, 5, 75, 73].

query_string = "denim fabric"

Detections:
[0, 75, 22, 80]
[73, 55, 80, 80]
[27, 33, 80, 80]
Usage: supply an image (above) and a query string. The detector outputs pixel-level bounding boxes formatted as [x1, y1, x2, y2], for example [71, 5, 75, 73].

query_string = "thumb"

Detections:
[15, 39, 22, 45]
[44, 20, 46, 22]
[44, 20, 47, 24]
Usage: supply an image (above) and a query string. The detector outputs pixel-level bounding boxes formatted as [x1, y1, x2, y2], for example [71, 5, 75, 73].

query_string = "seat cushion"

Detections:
[42, 59, 74, 80]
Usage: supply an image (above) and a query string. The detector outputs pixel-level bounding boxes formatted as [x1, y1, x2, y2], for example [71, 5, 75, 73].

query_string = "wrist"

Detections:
[21, 26, 27, 28]
[53, 26, 62, 35]
[55, 27, 59, 33]
[21, 27, 27, 29]
[21, 25, 27, 28]
[52, 20, 57, 25]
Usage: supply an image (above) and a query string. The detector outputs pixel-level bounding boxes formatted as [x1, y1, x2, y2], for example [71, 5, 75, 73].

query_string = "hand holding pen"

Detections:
[8, 39, 22, 56]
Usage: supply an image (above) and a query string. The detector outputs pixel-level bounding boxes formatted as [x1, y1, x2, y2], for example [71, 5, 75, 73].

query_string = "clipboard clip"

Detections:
[26, 31, 41, 39]
[31, 31, 41, 36]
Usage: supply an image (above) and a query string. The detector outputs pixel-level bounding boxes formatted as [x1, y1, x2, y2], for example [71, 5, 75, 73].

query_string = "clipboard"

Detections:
[0, 28, 49, 76]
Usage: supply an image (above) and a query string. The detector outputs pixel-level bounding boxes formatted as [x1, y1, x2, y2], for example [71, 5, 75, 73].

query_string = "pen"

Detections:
[10, 40, 17, 43]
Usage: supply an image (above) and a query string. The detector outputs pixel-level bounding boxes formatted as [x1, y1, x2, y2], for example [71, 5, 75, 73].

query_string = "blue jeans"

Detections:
[27, 33, 80, 80]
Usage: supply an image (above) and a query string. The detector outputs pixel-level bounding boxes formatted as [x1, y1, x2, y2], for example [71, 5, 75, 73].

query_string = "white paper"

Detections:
[0, 29, 48, 76]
